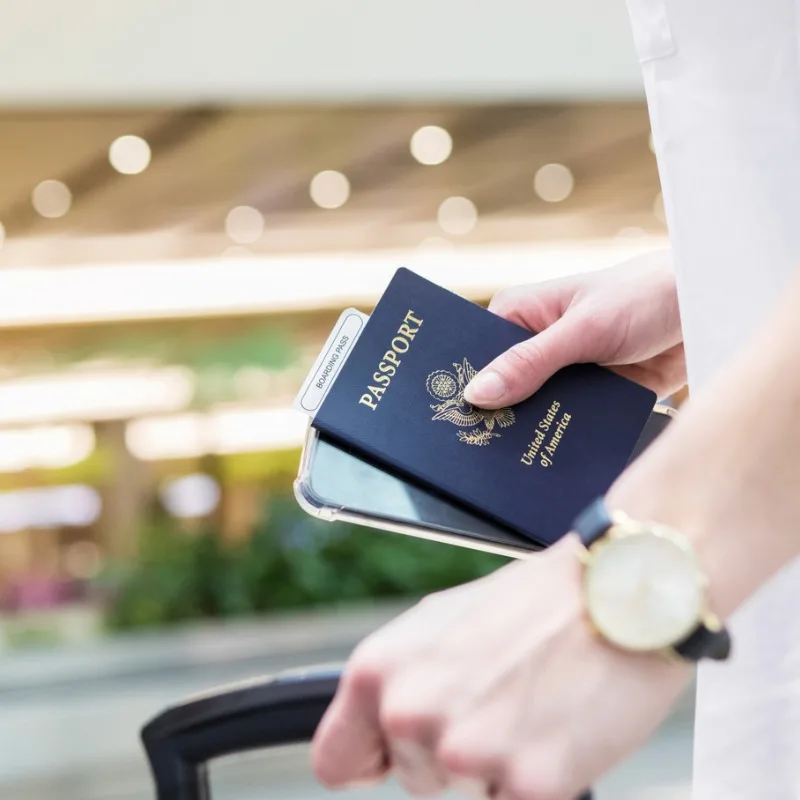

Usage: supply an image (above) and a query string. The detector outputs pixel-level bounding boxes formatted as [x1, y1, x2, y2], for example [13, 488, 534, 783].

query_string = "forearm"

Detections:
[602, 266, 800, 620]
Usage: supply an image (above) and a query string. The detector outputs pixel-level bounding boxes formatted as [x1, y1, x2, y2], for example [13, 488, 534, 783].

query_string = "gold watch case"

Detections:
[577, 511, 723, 660]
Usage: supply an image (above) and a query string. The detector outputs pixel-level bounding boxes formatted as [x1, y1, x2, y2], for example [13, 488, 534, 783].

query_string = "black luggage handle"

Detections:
[141, 663, 593, 800]
[141, 664, 342, 799]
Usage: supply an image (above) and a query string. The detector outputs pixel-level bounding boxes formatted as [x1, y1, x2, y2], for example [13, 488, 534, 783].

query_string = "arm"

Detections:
[310, 260, 800, 800]
[603, 263, 800, 620]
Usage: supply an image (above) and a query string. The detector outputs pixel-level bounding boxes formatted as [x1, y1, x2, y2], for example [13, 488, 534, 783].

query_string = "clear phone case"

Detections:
[293, 405, 677, 559]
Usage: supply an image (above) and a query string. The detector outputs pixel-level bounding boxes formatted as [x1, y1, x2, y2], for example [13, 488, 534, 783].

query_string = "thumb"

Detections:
[463, 321, 586, 408]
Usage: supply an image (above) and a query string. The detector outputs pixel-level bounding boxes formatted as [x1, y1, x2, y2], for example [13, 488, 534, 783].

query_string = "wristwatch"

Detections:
[572, 497, 732, 663]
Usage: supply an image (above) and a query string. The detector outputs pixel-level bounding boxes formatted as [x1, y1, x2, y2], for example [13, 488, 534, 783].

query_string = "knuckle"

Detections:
[436, 729, 504, 778]
[379, 672, 450, 743]
[343, 640, 389, 694]
[380, 702, 442, 741]
[499, 339, 547, 383]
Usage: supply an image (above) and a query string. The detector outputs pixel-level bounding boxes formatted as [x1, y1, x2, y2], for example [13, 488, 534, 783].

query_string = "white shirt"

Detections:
[626, 0, 800, 796]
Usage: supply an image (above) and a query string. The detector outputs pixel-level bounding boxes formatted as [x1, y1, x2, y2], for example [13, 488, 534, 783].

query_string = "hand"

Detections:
[310, 534, 692, 800]
[463, 250, 686, 408]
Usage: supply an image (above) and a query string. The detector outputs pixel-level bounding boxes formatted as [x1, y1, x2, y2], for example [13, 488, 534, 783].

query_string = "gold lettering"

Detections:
[522, 404, 571, 467]
[382, 350, 402, 367]
[397, 323, 418, 339]
[520, 428, 546, 465]
[358, 309, 424, 411]
[537, 400, 561, 432]
[391, 336, 410, 354]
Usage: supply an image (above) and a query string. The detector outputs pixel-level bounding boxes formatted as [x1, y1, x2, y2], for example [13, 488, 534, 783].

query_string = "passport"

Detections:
[311, 267, 656, 547]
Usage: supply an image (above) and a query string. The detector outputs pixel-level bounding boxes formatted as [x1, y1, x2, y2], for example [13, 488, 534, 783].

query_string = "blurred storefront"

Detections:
[0, 96, 677, 647]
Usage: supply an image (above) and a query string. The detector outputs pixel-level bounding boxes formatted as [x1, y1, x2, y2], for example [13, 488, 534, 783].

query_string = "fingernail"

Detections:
[464, 371, 506, 404]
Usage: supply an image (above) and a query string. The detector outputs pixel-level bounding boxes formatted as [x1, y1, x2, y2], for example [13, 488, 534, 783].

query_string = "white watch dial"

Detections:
[584, 528, 704, 652]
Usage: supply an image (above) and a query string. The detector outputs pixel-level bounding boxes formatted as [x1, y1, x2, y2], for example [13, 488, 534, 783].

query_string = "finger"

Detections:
[463, 320, 586, 408]
[488, 285, 562, 333]
[310, 667, 389, 788]
[380, 673, 452, 796]
[388, 737, 449, 797]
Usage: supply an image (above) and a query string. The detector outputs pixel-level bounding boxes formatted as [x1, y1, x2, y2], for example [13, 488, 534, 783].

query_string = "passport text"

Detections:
[358, 310, 424, 410]
[521, 400, 572, 467]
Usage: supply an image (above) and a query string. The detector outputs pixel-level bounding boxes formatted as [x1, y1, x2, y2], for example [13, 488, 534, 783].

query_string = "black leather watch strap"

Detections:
[673, 622, 732, 661]
[572, 496, 614, 547]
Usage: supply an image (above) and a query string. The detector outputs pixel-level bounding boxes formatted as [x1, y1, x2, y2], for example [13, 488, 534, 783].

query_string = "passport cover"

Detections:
[311, 267, 656, 547]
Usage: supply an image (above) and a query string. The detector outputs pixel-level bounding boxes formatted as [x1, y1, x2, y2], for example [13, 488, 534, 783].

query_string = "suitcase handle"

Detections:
[141, 663, 593, 800]
[141, 664, 342, 799]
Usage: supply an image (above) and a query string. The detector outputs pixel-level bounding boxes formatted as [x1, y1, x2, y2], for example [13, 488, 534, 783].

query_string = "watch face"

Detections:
[584, 527, 705, 652]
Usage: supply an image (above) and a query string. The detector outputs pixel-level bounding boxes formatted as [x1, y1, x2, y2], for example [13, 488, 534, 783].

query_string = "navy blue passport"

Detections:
[311, 268, 656, 547]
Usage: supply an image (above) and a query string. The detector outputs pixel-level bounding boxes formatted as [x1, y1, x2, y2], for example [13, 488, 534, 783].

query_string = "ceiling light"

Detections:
[310, 170, 350, 209]
[410, 125, 453, 165]
[0, 485, 101, 533]
[109, 135, 152, 175]
[0, 424, 95, 473]
[225, 206, 264, 244]
[437, 196, 478, 235]
[126, 407, 308, 460]
[0, 367, 194, 426]
[0, 237, 670, 328]
[533, 163, 574, 203]
[32, 180, 72, 219]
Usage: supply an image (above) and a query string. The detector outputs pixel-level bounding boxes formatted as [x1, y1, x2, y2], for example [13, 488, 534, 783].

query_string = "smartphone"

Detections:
[294, 404, 677, 559]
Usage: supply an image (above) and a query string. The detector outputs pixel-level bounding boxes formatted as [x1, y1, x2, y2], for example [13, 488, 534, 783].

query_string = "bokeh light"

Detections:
[109, 134, 152, 175]
[225, 206, 264, 244]
[410, 125, 453, 165]
[437, 196, 478, 235]
[310, 170, 350, 209]
[161, 473, 221, 519]
[32, 179, 72, 218]
[533, 163, 574, 203]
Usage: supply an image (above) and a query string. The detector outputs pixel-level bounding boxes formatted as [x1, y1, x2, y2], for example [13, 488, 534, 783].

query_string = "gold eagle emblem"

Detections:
[425, 358, 516, 446]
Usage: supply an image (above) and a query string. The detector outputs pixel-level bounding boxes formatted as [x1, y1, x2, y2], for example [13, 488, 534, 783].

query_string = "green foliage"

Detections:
[103, 494, 509, 631]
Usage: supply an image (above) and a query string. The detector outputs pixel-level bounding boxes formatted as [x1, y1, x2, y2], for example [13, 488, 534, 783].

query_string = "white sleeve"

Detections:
[626, 0, 800, 797]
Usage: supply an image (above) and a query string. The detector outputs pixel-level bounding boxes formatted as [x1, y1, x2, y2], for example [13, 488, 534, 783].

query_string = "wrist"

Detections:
[567, 496, 732, 663]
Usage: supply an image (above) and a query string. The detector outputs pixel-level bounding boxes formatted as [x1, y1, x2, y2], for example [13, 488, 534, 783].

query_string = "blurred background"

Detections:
[0, 1, 691, 798]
